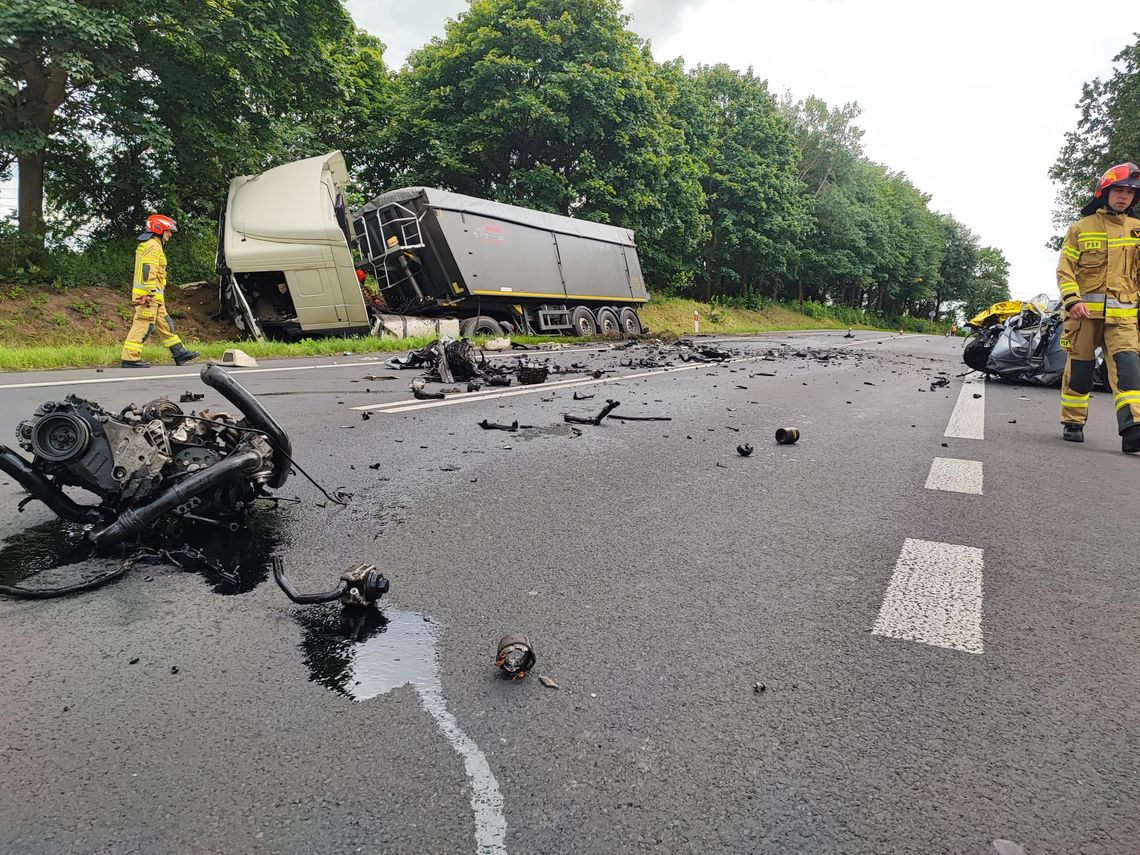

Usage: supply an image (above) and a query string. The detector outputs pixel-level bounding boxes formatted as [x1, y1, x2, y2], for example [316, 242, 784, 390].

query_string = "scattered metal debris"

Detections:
[775, 428, 800, 445]
[538, 675, 560, 689]
[572, 390, 595, 400]
[495, 633, 536, 679]
[179, 391, 204, 403]
[564, 399, 621, 425]
[737, 444, 754, 457]
[273, 557, 389, 606]
[517, 363, 549, 385]
[479, 419, 519, 432]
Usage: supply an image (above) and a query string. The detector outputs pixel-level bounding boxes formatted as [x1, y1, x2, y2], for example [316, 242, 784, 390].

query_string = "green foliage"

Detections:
[388, 0, 705, 289]
[1050, 37, 1140, 228]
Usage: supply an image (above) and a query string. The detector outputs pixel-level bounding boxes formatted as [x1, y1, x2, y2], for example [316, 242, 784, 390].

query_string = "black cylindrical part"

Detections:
[199, 363, 292, 488]
[0, 444, 106, 524]
[90, 449, 262, 548]
[775, 428, 800, 445]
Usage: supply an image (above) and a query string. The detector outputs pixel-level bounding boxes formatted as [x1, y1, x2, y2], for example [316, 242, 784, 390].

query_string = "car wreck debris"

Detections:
[273, 557, 389, 606]
[0, 365, 291, 551]
[478, 419, 519, 432]
[775, 428, 800, 445]
[564, 399, 621, 425]
[737, 444, 754, 457]
[495, 633, 536, 679]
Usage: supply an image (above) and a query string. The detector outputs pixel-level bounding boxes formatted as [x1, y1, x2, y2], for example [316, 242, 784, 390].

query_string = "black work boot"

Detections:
[121, 360, 151, 368]
[171, 345, 200, 366]
[1122, 425, 1140, 453]
[1063, 424, 1084, 443]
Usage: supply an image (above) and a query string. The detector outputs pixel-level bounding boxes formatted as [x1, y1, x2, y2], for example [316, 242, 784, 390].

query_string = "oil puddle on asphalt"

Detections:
[0, 512, 286, 596]
[298, 604, 508, 855]
[0, 519, 110, 588]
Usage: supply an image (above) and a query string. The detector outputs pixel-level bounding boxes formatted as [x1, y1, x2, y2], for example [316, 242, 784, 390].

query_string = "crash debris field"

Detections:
[1, 330, 1137, 855]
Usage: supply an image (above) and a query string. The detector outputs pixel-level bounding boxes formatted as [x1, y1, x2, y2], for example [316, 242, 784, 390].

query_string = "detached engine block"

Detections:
[0, 365, 292, 548]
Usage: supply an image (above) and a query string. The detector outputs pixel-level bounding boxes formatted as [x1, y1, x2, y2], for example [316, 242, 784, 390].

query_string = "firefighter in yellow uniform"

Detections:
[1057, 163, 1140, 451]
[120, 214, 200, 368]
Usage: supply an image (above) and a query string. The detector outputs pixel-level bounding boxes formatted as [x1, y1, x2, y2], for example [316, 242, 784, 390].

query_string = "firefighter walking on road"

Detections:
[1056, 163, 1140, 451]
[120, 214, 200, 368]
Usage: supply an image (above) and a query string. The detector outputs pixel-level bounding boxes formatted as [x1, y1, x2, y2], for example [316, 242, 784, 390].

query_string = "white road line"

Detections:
[872, 538, 985, 655]
[944, 374, 985, 439]
[924, 457, 983, 495]
[0, 361, 379, 391]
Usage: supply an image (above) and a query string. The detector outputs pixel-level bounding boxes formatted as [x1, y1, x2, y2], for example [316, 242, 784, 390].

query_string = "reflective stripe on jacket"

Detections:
[133, 237, 168, 302]
[1056, 209, 1140, 315]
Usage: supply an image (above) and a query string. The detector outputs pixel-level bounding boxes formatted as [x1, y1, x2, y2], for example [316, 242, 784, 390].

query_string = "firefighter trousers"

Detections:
[120, 301, 183, 362]
[1060, 316, 1140, 432]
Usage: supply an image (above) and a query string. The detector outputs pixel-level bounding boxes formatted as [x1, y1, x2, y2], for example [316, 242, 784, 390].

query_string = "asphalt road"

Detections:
[0, 331, 1136, 855]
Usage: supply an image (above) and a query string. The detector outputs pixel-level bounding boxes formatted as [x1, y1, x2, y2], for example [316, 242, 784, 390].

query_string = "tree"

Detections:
[387, 0, 705, 289]
[675, 64, 808, 302]
[1050, 36, 1140, 228]
[931, 214, 977, 322]
[961, 246, 1010, 320]
[1, 0, 371, 246]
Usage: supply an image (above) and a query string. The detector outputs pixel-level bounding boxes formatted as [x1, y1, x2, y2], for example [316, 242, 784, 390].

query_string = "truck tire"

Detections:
[461, 316, 503, 337]
[595, 307, 621, 337]
[571, 306, 598, 337]
[618, 307, 643, 335]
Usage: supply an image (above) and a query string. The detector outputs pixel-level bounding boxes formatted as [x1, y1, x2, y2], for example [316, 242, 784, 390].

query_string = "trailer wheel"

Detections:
[571, 306, 598, 337]
[618, 307, 643, 336]
[595, 307, 621, 337]
[461, 316, 503, 337]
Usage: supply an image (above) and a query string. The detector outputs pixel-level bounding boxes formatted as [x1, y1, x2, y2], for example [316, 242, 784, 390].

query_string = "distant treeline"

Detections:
[1, 0, 1008, 320]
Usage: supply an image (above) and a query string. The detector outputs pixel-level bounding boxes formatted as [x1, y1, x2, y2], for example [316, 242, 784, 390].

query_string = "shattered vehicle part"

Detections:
[737, 444, 754, 457]
[495, 633, 536, 679]
[478, 419, 519, 432]
[1, 365, 291, 555]
[962, 296, 1106, 387]
[564, 399, 621, 425]
[273, 556, 390, 606]
[775, 428, 800, 445]
[517, 363, 549, 385]
[572, 390, 595, 400]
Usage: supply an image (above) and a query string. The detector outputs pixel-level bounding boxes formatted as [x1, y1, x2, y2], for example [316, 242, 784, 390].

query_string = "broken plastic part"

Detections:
[495, 633, 536, 679]
[737, 444, 754, 457]
[478, 419, 518, 432]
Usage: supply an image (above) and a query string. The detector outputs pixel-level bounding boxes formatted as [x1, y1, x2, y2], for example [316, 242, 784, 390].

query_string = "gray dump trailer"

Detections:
[217, 152, 650, 340]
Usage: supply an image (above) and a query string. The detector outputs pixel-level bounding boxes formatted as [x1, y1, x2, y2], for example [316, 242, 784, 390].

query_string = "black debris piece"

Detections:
[479, 419, 519, 432]
[495, 633, 536, 679]
[737, 444, 754, 457]
[573, 390, 595, 400]
[361, 412, 371, 421]
[608, 413, 671, 422]
[467, 382, 483, 392]
[518, 363, 549, 385]
[564, 399, 620, 425]
[413, 387, 445, 400]
[487, 376, 512, 387]
[179, 391, 204, 403]
[369, 463, 382, 470]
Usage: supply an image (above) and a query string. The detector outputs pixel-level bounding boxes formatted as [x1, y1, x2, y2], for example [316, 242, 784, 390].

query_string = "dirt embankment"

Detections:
[0, 283, 232, 348]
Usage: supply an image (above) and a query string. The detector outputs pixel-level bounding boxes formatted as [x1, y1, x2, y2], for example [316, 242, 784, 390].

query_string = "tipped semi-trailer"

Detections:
[217, 152, 649, 340]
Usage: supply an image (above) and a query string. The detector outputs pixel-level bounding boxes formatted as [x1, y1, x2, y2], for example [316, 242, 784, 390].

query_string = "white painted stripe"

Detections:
[944, 374, 985, 439]
[872, 538, 984, 655]
[924, 457, 983, 495]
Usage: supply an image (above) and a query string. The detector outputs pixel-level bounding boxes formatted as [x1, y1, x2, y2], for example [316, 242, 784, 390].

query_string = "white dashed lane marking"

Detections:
[924, 457, 983, 495]
[872, 538, 985, 655]
[944, 373, 986, 439]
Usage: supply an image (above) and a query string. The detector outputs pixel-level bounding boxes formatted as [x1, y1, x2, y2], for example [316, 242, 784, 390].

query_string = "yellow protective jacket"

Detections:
[132, 237, 168, 304]
[1056, 209, 1140, 322]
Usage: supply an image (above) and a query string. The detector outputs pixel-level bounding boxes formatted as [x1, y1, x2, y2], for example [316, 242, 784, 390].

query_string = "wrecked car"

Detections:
[962, 296, 1105, 387]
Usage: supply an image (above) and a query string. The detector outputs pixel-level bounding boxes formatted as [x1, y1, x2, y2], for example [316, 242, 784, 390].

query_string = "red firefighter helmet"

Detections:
[1081, 163, 1140, 214]
[145, 214, 178, 236]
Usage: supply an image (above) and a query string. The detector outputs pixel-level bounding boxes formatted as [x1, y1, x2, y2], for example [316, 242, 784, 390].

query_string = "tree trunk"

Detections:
[5, 56, 70, 248]
[17, 150, 47, 243]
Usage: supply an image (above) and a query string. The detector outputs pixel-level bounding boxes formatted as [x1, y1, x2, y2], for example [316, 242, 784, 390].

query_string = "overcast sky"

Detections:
[4, 1, 1128, 301]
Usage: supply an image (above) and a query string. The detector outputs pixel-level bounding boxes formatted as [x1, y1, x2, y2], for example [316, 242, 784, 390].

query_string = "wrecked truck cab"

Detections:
[218, 152, 370, 340]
